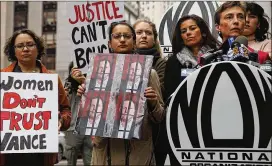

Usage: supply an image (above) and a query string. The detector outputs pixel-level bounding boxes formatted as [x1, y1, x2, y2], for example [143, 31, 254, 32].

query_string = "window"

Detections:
[41, 56, 56, 70]
[14, 1, 28, 12]
[14, 1, 28, 31]
[43, 11, 57, 32]
[43, 1, 57, 10]
[42, 2, 57, 70]
[14, 14, 27, 31]
[42, 33, 56, 48]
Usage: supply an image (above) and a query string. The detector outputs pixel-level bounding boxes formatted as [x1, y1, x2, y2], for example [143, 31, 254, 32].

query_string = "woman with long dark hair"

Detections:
[243, 2, 271, 59]
[163, 14, 219, 165]
[165, 14, 219, 102]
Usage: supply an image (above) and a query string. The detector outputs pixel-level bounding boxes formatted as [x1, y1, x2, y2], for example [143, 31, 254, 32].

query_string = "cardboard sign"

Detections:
[75, 53, 153, 140]
[0, 72, 58, 153]
[66, 1, 124, 73]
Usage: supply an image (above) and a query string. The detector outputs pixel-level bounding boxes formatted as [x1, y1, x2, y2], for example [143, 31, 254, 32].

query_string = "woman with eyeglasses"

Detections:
[0, 29, 71, 166]
[77, 21, 165, 165]
[243, 2, 271, 59]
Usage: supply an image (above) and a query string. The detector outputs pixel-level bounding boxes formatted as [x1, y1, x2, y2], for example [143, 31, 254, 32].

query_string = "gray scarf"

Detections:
[176, 46, 210, 67]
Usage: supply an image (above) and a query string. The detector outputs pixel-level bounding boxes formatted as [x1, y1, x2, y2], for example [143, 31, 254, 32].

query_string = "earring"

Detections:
[202, 33, 207, 38]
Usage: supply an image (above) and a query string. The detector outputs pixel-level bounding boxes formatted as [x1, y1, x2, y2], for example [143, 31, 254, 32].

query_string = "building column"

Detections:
[28, 2, 42, 36]
[1, 2, 13, 68]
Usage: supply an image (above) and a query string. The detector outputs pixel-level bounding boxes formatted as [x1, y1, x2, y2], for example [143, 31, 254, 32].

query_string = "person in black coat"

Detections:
[164, 14, 220, 166]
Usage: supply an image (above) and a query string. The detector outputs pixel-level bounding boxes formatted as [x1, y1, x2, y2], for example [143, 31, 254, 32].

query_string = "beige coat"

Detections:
[91, 69, 165, 165]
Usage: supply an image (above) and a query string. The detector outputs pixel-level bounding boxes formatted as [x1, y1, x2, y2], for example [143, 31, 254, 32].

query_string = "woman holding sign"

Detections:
[133, 19, 169, 166]
[1, 29, 71, 166]
[77, 21, 165, 165]
[133, 19, 166, 95]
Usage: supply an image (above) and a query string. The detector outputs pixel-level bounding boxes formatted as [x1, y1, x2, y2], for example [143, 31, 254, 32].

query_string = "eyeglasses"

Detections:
[14, 43, 36, 50]
[111, 33, 134, 40]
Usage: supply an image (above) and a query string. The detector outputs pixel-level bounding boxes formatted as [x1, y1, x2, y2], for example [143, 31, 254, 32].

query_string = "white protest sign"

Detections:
[0, 72, 58, 153]
[66, 1, 124, 73]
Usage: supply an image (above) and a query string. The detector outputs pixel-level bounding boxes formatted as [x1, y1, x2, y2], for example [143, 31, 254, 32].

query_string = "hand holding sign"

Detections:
[145, 86, 159, 110]
[64, 1, 124, 74]
[144, 87, 157, 100]
[77, 84, 86, 97]
[71, 67, 85, 84]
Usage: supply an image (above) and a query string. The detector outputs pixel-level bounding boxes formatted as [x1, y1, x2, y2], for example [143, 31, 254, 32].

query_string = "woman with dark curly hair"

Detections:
[0, 29, 71, 166]
[243, 2, 271, 59]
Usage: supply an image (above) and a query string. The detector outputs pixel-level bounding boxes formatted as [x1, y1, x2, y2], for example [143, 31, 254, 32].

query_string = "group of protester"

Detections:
[1, 1, 271, 166]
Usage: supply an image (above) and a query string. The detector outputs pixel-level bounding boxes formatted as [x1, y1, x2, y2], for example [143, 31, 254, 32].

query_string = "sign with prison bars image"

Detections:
[75, 53, 153, 140]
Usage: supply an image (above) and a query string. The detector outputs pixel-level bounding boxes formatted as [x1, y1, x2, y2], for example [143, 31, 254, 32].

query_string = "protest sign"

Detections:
[75, 53, 153, 140]
[66, 1, 124, 73]
[0, 72, 58, 153]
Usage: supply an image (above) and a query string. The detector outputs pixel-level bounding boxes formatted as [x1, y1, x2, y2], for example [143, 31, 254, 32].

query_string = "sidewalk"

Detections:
[54, 159, 83, 166]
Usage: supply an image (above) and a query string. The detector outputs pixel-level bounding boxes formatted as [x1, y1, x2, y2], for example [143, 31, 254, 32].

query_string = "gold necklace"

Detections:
[32, 68, 40, 73]
[23, 68, 39, 73]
